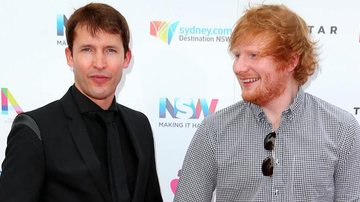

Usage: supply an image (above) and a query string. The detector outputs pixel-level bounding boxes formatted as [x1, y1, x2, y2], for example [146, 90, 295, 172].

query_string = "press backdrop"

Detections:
[1, 0, 359, 201]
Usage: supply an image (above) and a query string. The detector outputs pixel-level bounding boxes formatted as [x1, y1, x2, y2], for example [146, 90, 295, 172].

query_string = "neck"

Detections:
[93, 98, 114, 110]
[74, 84, 115, 110]
[262, 81, 299, 131]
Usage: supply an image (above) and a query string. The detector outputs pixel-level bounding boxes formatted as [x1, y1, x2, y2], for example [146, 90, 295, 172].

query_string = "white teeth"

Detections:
[242, 78, 259, 83]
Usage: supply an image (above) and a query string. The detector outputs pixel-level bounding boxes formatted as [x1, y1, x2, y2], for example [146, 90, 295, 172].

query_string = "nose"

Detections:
[233, 56, 249, 74]
[93, 52, 106, 69]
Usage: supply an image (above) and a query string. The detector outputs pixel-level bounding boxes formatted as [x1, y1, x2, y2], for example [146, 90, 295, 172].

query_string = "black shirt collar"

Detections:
[70, 84, 117, 114]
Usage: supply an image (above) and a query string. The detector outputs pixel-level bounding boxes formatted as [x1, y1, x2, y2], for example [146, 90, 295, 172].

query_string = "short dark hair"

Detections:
[66, 3, 130, 54]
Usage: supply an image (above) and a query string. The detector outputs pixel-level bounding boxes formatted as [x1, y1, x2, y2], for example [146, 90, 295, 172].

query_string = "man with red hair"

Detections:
[174, 4, 360, 201]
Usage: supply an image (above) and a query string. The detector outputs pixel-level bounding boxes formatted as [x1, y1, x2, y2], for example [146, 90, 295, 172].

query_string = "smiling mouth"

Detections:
[241, 78, 259, 83]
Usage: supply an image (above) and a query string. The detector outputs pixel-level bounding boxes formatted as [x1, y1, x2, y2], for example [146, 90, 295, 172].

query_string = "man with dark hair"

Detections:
[0, 3, 163, 202]
[174, 4, 360, 201]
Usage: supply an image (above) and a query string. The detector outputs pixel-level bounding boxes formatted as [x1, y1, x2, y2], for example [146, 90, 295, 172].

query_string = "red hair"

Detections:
[229, 4, 318, 85]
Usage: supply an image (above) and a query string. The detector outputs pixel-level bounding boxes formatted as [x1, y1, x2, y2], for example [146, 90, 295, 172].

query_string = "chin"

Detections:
[241, 91, 254, 101]
[242, 93, 264, 105]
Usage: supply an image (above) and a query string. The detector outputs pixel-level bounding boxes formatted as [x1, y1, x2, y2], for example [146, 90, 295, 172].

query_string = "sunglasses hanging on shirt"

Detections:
[262, 131, 276, 176]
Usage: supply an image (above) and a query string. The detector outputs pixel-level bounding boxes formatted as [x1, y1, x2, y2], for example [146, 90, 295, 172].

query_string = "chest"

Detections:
[214, 124, 338, 201]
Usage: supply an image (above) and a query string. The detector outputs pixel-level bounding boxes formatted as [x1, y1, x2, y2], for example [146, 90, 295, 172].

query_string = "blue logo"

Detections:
[57, 14, 68, 36]
[159, 98, 218, 119]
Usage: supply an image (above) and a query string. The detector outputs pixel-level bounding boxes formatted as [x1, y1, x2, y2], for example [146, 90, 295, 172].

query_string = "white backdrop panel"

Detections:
[1, 1, 359, 201]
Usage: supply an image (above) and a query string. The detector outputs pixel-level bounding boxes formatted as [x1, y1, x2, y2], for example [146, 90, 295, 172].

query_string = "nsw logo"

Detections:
[159, 98, 218, 119]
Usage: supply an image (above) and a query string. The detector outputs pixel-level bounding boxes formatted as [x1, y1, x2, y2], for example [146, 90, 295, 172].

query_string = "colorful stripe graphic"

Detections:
[1, 88, 23, 115]
[150, 21, 179, 44]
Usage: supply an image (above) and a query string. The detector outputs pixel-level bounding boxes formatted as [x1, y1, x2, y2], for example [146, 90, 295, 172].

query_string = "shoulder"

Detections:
[303, 93, 360, 140]
[117, 104, 147, 118]
[25, 87, 73, 119]
[304, 93, 356, 124]
[117, 103, 150, 125]
[116, 104, 154, 141]
[194, 101, 248, 141]
[15, 94, 72, 136]
[24, 100, 62, 120]
[201, 100, 248, 128]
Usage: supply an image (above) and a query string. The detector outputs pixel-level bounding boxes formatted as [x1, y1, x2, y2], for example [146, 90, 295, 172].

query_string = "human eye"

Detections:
[232, 52, 240, 59]
[81, 47, 92, 52]
[249, 53, 257, 59]
[107, 48, 117, 53]
[105, 46, 119, 54]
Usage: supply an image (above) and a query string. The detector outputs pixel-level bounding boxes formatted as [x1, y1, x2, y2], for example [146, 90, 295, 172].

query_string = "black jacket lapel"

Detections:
[117, 105, 147, 202]
[60, 89, 112, 202]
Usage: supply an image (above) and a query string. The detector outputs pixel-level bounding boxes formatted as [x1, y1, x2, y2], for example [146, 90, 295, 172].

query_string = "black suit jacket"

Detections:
[0, 88, 163, 202]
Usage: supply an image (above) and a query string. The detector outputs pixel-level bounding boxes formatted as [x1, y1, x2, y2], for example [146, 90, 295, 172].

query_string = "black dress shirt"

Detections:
[71, 85, 138, 199]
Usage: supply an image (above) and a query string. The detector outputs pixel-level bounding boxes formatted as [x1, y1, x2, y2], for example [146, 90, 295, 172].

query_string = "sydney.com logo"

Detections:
[150, 20, 232, 45]
[150, 21, 179, 45]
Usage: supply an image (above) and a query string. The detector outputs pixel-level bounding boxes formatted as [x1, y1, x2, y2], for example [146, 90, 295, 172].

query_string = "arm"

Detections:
[174, 120, 217, 202]
[145, 142, 163, 202]
[135, 112, 163, 202]
[334, 117, 360, 201]
[0, 120, 45, 202]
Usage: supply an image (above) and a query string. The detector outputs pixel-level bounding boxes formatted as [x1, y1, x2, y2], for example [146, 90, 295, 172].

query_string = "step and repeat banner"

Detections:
[1, 0, 359, 201]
